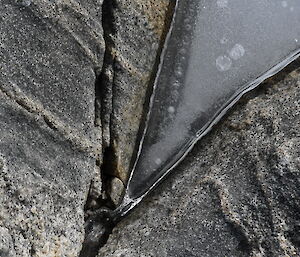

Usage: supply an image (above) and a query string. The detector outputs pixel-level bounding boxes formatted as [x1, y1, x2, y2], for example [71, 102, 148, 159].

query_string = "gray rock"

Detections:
[0, 0, 104, 139]
[109, 177, 125, 206]
[98, 64, 300, 256]
[0, 1, 104, 256]
[1, 0, 300, 256]
[0, 226, 15, 257]
[100, 0, 174, 187]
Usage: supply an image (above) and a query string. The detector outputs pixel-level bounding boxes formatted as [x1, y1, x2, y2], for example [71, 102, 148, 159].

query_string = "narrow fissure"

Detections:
[79, 148, 117, 257]
[80, 1, 177, 256]
[79, 0, 118, 256]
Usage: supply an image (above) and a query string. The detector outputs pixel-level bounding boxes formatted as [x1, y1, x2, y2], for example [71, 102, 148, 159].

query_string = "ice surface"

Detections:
[117, 0, 300, 215]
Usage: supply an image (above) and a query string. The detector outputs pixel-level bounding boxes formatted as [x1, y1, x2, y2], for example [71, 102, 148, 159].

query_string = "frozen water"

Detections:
[229, 44, 245, 60]
[117, 0, 300, 215]
[216, 55, 232, 71]
[220, 36, 229, 45]
[175, 67, 183, 77]
[217, 0, 228, 8]
[155, 158, 162, 165]
[281, 1, 288, 8]
[168, 106, 175, 114]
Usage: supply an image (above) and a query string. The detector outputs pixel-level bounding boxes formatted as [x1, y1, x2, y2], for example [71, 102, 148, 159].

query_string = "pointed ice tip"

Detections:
[112, 195, 143, 220]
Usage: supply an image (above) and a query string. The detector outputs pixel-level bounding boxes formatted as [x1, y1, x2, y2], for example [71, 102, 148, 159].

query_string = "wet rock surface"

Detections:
[98, 64, 300, 256]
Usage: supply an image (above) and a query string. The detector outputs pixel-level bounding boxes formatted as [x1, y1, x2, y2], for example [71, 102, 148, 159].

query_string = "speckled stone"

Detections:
[0, 1, 105, 256]
[100, 0, 174, 186]
[2, 1, 300, 256]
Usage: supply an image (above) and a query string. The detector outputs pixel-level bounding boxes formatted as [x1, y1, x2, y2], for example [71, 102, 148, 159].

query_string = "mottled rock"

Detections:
[0, 226, 15, 257]
[100, 0, 174, 187]
[109, 177, 125, 206]
[2, 0, 300, 256]
[0, 1, 105, 256]
[0, 0, 104, 140]
[99, 63, 300, 256]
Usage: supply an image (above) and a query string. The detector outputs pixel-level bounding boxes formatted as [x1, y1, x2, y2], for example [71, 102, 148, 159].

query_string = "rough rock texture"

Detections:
[1, 1, 300, 256]
[99, 63, 300, 256]
[100, 0, 174, 200]
[0, 1, 104, 256]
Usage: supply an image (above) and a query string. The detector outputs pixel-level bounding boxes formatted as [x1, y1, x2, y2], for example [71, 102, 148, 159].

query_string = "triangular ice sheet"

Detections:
[116, 0, 300, 216]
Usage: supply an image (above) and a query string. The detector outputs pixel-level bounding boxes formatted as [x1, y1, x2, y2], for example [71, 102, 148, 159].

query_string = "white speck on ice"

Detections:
[229, 44, 245, 60]
[216, 55, 232, 72]
[168, 106, 175, 114]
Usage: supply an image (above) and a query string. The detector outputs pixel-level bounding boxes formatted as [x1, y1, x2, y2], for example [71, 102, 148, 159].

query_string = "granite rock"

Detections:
[1, 1, 300, 256]
[0, 1, 105, 256]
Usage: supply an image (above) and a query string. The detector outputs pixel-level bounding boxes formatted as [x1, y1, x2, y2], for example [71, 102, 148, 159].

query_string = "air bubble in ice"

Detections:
[175, 67, 183, 77]
[180, 55, 186, 62]
[168, 106, 175, 114]
[220, 36, 228, 44]
[186, 24, 192, 31]
[229, 44, 245, 60]
[179, 48, 187, 55]
[217, 0, 228, 8]
[281, 1, 288, 8]
[173, 80, 180, 88]
[216, 55, 232, 71]
[155, 158, 162, 165]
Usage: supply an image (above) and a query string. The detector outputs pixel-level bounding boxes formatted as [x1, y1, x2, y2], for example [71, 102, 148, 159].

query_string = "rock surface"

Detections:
[0, 1, 104, 256]
[99, 0, 174, 192]
[98, 63, 300, 256]
[1, 1, 300, 257]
